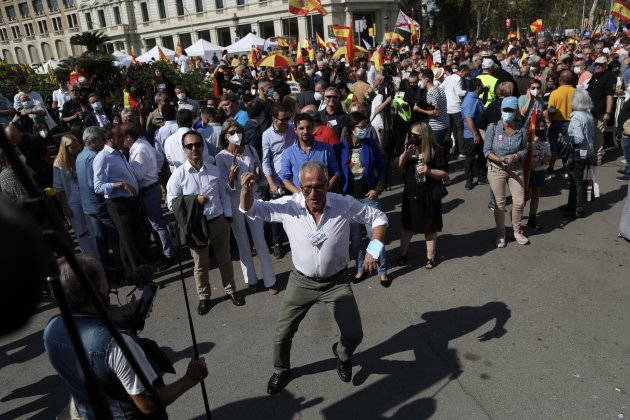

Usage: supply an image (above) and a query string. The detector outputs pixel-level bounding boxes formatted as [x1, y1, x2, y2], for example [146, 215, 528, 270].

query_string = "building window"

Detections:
[236, 0, 244, 5]
[180, 32, 191, 48]
[175, 0, 184, 16]
[0, 28, 8, 41]
[62, 0, 73, 8]
[32, 0, 44, 14]
[85, 12, 92, 29]
[11, 25, 21, 39]
[5, 6, 16, 21]
[161, 35, 174, 50]
[259, 20, 274, 39]
[52, 16, 62, 30]
[18, 3, 30, 18]
[145, 38, 156, 49]
[215, 0, 223, 9]
[97, 9, 105, 27]
[157, 0, 166, 19]
[113, 6, 121, 24]
[24, 22, 34, 36]
[217, 27, 230, 46]
[282, 17, 297, 37]
[0, 12, 4, 24]
[195, 0, 203, 12]
[197, 29, 210, 41]
[67, 13, 77, 28]
[140, 2, 149, 21]
[47, 0, 58, 11]
[37, 19, 48, 33]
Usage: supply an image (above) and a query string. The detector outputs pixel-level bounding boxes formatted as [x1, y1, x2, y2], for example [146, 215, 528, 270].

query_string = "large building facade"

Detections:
[2, 0, 408, 65]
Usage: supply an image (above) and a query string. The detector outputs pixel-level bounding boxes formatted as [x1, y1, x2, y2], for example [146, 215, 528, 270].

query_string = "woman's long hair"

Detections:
[53, 134, 80, 179]
[345, 112, 368, 143]
[410, 122, 435, 161]
[219, 118, 242, 149]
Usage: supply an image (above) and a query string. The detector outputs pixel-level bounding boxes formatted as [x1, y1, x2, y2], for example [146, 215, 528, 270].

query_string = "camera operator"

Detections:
[43, 255, 208, 419]
[369, 73, 394, 150]
[61, 85, 91, 129]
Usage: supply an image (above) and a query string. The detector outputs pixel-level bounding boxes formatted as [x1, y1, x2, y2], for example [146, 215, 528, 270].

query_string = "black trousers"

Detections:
[446, 112, 465, 155]
[464, 138, 487, 183]
[107, 197, 147, 268]
[567, 159, 589, 211]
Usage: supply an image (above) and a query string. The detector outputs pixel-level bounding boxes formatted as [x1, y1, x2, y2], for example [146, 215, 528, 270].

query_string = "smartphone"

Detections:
[135, 283, 159, 319]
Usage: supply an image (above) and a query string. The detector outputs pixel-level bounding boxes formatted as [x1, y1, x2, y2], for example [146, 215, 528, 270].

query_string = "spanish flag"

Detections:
[372, 46, 383, 71]
[304, 38, 315, 60]
[346, 22, 355, 65]
[332, 25, 350, 40]
[384, 31, 404, 43]
[296, 37, 304, 64]
[131, 47, 137, 65]
[158, 46, 169, 62]
[288, 0, 327, 15]
[174, 41, 184, 59]
[316, 32, 326, 48]
[612, 0, 630, 22]
[306, 0, 327, 16]
[410, 11, 417, 44]
[529, 19, 543, 33]
[523, 107, 537, 201]
[276, 36, 290, 47]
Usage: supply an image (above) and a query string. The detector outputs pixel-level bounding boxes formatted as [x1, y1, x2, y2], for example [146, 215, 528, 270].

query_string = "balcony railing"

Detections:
[68, 26, 79, 32]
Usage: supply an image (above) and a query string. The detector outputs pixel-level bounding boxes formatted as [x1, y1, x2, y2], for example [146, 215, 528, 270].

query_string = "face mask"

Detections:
[418, 81, 426, 89]
[530, 88, 539, 96]
[501, 111, 515, 122]
[535, 129, 545, 137]
[512, 58, 520, 65]
[250, 89, 257, 95]
[314, 92, 323, 101]
[22, 100, 33, 109]
[92, 101, 103, 111]
[19, 154, 27, 164]
[228, 132, 242, 145]
[38, 130, 48, 138]
[354, 127, 367, 139]
[574, 66, 582, 75]
[177, 92, 187, 101]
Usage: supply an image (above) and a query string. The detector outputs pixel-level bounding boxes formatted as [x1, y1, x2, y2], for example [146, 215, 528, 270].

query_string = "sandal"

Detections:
[397, 255, 408, 266]
[425, 258, 437, 270]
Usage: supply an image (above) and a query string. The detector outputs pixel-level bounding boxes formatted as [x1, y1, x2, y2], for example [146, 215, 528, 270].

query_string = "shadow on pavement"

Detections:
[0, 329, 45, 370]
[162, 342, 216, 365]
[0, 374, 67, 419]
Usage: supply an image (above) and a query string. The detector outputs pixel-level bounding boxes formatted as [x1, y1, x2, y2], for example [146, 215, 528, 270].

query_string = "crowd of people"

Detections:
[2, 29, 630, 414]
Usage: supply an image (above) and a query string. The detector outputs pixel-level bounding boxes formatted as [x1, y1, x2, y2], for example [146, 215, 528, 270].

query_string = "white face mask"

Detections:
[19, 154, 27, 164]
[177, 92, 186, 101]
[251, 89, 257, 95]
[38, 130, 48, 138]
[314, 92, 323, 101]
[418, 81, 426, 89]
[530, 88, 539, 96]
[228, 132, 242, 145]
[574, 66, 582, 75]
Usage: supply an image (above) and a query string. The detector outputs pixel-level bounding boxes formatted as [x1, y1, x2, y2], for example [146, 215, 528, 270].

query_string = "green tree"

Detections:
[70, 31, 111, 54]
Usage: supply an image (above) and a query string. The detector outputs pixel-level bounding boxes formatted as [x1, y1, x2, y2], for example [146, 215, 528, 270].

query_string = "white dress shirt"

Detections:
[166, 160, 232, 219]
[164, 127, 214, 170]
[442, 74, 468, 114]
[242, 192, 388, 278]
[129, 138, 159, 189]
[154, 121, 178, 155]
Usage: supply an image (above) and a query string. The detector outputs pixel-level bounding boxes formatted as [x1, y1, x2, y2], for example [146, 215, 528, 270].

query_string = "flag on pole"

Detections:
[158, 46, 169, 62]
[332, 25, 350, 40]
[529, 19, 543, 33]
[296, 37, 304, 64]
[612, 0, 630, 22]
[306, 0, 327, 16]
[131, 47, 137, 65]
[523, 109, 537, 201]
[174, 41, 184, 59]
[371, 46, 383, 71]
[410, 9, 417, 43]
[384, 31, 404, 43]
[248, 47, 257, 67]
[276, 36, 290, 47]
[304, 38, 315, 60]
[288, 0, 327, 15]
[347, 21, 355, 65]
[316, 32, 326, 48]
[395, 10, 421, 33]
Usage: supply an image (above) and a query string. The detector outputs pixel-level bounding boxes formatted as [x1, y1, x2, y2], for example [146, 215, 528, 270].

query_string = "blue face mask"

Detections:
[501, 111, 515, 122]
[92, 101, 103, 111]
[354, 127, 368, 139]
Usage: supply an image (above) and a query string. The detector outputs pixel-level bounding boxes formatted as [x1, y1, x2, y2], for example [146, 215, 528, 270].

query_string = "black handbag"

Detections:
[432, 182, 449, 201]
[558, 133, 576, 162]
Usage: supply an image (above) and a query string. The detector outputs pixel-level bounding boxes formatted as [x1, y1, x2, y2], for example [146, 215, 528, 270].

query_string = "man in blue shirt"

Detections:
[75, 126, 123, 280]
[93, 124, 147, 269]
[280, 113, 340, 193]
[461, 78, 487, 189]
[221, 92, 248, 126]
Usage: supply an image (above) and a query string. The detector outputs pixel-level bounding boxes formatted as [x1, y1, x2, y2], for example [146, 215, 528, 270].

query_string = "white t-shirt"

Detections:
[179, 55, 191, 73]
[370, 93, 384, 131]
[106, 334, 158, 395]
[53, 89, 72, 115]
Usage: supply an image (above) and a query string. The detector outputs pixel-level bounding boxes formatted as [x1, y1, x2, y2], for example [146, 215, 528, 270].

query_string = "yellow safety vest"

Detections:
[477, 73, 498, 108]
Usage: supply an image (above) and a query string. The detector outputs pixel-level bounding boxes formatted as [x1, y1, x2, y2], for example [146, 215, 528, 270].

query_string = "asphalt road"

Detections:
[1, 151, 629, 420]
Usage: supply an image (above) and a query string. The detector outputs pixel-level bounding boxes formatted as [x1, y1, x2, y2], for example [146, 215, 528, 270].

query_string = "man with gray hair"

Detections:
[75, 126, 123, 281]
[240, 160, 388, 395]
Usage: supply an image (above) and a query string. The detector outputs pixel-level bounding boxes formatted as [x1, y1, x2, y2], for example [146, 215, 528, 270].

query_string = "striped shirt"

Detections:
[426, 86, 449, 132]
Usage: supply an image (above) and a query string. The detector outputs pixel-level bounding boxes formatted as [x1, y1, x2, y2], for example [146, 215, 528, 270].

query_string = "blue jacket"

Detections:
[339, 136, 386, 193]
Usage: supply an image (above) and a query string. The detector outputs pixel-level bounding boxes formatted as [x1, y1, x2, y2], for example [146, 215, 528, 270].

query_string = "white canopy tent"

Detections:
[34, 59, 59, 74]
[136, 45, 176, 63]
[112, 51, 133, 67]
[224, 33, 266, 55]
[185, 39, 223, 61]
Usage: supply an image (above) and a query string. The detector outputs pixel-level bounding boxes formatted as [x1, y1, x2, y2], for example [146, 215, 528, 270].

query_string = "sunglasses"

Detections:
[301, 183, 326, 195]
[184, 142, 203, 150]
[325, 95, 339, 100]
[275, 117, 291, 122]
[227, 129, 242, 135]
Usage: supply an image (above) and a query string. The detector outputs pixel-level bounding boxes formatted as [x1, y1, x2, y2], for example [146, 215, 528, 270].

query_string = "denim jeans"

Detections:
[350, 197, 387, 275]
[621, 136, 630, 175]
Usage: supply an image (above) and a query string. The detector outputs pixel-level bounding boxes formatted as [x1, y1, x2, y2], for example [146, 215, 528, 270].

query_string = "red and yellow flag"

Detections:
[131, 47, 137, 65]
[276, 36, 290, 47]
[316, 32, 326, 48]
[529, 19, 543, 33]
[304, 38, 315, 60]
[248, 47, 257, 67]
[410, 11, 417, 44]
[384, 31, 404, 43]
[332, 25, 350, 40]
[523, 110, 537, 201]
[612, 0, 630, 22]
[346, 22, 355, 65]
[288, 0, 327, 15]
[296, 37, 304, 64]
[174, 41, 184, 59]
[306, 0, 327, 16]
[372, 46, 383, 71]
[158, 46, 169, 62]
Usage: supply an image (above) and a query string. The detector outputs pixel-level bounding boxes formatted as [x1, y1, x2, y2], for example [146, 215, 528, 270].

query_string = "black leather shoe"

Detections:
[197, 299, 211, 315]
[332, 343, 352, 382]
[267, 371, 291, 395]
[227, 292, 245, 306]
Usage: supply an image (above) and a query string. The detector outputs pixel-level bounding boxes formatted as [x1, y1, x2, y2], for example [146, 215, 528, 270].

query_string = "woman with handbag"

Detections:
[483, 97, 530, 248]
[397, 122, 449, 269]
[560, 88, 595, 219]
[339, 112, 389, 286]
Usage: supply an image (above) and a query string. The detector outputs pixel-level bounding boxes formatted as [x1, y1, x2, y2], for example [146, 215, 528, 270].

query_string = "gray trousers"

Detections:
[273, 268, 363, 374]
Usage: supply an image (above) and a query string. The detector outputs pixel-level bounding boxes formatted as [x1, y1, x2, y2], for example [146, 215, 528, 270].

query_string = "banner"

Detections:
[316, 32, 326, 48]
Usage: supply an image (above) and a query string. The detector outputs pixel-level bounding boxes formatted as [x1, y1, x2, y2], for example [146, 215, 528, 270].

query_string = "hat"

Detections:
[482, 58, 494, 69]
[501, 96, 518, 110]
[594, 56, 608, 64]
[432, 67, 444, 80]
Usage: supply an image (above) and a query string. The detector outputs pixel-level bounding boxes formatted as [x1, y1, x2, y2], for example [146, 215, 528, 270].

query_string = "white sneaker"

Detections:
[496, 234, 506, 248]
[513, 230, 529, 245]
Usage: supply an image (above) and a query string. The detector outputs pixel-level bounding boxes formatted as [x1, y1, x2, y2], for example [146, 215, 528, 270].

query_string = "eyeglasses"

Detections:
[274, 117, 291, 122]
[184, 142, 203, 150]
[300, 183, 326, 195]
[325, 95, 339, 100]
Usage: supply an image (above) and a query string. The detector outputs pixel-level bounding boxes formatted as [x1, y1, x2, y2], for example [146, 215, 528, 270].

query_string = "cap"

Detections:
[501, 96, 518, 110]
[482, 58, 494, 69]
[594, 56, 608, 64]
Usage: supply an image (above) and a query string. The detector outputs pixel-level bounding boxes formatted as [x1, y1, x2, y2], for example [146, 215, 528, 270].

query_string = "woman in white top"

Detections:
[215, 119, 278, 294]
[53, 134, 97, 256]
